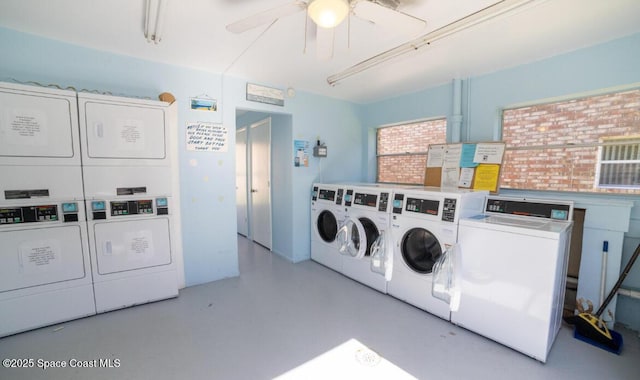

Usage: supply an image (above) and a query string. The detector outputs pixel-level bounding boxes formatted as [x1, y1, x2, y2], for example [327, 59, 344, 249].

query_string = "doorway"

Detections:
[236, 117, 272, 250]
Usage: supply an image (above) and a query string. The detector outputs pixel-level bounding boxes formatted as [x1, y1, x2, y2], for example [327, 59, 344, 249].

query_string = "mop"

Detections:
[565, 242, 640, 354]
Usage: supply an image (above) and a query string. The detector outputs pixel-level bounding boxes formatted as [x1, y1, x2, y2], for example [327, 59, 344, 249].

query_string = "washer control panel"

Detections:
[378, 192, 389, 212]
[442, 198, 457, 222]
[0, 204, 58, 224]
[111, 200, 153, 216]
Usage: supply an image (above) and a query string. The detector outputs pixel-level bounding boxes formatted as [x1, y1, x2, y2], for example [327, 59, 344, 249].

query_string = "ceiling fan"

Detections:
[226, 0, 426, 59]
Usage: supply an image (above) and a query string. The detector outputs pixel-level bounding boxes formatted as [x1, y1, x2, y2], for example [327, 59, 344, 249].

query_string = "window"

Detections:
[597, 137, 640, 188]
[501, 88, 640, 194]
[377, 118, 447, 184]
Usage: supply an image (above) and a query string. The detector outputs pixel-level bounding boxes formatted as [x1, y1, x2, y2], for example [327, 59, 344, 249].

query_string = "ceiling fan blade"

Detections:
[352, 0, 426, 33]
[316, 25, 334, 60]
[226, 1, 307, 34]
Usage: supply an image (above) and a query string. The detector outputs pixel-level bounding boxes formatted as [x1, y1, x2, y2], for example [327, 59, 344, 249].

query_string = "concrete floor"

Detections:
[1, 236, 638, 379]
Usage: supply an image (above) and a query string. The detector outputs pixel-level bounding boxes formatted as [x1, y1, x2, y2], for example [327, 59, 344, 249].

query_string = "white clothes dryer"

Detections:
[387, 188, 486, 319]
[337, 185, 394, 293]
[450, 197, 573, 362]
[310, 183, 346, 272]
[87, 195, 178, 313]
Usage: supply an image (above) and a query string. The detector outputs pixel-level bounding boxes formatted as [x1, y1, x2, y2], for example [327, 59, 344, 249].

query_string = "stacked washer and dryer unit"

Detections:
[78, 92, 178, 313]
[0, 83, 95, 337]
[0, 83, 178, 337]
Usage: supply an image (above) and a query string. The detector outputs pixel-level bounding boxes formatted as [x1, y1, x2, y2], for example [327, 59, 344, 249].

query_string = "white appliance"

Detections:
[310, 183, 346, 272]
[0, 82, 95, 337]
[387, 188, 486, 319]
[78, 92, 178, 313]
[450, 196, 573, 362]
[337, 184, 394, 293]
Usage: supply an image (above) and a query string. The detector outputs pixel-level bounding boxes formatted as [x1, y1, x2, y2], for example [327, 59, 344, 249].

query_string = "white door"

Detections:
[250, 118, 272, 249]
[236, 128, 248, 237]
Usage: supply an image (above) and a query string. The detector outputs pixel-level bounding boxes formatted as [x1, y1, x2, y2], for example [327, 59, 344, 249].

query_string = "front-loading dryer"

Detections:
[387, 188, 486, 319]
[310, 183, 346, 272]
[87, 195, 178, 313]
[337, 184, 394, 293]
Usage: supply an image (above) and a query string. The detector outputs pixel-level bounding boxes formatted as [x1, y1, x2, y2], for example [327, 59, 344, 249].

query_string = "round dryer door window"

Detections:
[337, 217, 379, 258]
[317, 210, 338, 243]
[401, 228, 442, 274]
[353, 217, 379, 257]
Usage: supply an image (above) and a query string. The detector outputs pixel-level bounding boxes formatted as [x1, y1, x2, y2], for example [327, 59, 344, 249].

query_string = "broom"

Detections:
[564, 242, 640, 353]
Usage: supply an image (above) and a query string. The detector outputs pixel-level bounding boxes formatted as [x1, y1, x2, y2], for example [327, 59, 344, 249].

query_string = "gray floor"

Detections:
[1, 236, 639, 380]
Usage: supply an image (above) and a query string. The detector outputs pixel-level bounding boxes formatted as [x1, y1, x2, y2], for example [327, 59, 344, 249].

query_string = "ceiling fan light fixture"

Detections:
[308, 0, 349, 29]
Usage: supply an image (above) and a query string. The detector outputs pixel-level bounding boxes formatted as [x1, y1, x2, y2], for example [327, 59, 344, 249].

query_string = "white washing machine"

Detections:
[310, 183, 346, 272]
[387, 188, 486, 319]
[337, 184, 394, 293]
[78, 92, 178, 313]
[449, 197, 573, 362]
[0, 82, 95, 336]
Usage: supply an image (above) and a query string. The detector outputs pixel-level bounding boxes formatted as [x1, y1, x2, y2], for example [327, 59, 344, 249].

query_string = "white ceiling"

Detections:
[1, 0, 639, 104]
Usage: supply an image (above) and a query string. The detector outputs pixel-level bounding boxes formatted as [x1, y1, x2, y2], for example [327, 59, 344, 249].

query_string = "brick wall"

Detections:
[502, 89, 640, 194]
[377, 119, 446, 184]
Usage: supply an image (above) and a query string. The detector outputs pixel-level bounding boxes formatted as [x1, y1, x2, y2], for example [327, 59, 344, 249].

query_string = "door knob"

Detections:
[251, 189, 258, 193]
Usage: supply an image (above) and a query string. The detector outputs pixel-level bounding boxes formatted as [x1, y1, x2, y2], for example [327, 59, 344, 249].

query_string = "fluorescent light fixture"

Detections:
[144, 0, 167, 44]
[308, 0, 349, 29]
[327, 0, 539, 86]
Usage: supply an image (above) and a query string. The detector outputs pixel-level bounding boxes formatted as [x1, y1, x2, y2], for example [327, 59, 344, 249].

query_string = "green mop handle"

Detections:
[595, 242, 640, 317]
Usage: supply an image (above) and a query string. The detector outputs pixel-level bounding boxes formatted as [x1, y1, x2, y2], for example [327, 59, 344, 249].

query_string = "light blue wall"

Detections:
[0, 27, 363, 284]
[361, 83, 452, 181]
[0, 27, 236, 287]
[361, 32, 640, 330]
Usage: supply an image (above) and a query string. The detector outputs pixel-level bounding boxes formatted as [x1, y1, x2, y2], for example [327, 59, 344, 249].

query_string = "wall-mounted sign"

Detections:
[294, 140, 309, 167]
[190, 97, 217, 112]
[186, 122, 228, 152]
[246, 83, 284, 106]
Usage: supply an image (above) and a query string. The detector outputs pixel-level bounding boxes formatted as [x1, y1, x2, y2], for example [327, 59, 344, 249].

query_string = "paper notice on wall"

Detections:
[473, 143, 505, 164]
[460, 144, 479, 167]
[443, 144, 462, 168]
[459, 167, 475, 188]
[426, 144, 445, 167]
[19, 240, 62, 275]
[441, 166, 460, 189]
[125, 230, 154, 258]
[473, 164, 501, 192]
[186, 122, 228, 152]
[4, 108, 48, 146]
[117, 119, 145, 151]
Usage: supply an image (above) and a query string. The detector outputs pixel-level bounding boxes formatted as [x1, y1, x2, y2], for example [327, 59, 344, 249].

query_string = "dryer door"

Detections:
[316, 209, 338, 243]
[401, 227, 443, 274]
[337, 216, 379, 259]
[0, 87, 76, 159]
[83, 101, 166, 160]
[370, 230, 393, 281]
[93, 218, 171, 275]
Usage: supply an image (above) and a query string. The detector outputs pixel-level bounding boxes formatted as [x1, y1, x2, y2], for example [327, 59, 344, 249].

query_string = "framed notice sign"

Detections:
[246, 83, 285, 106]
